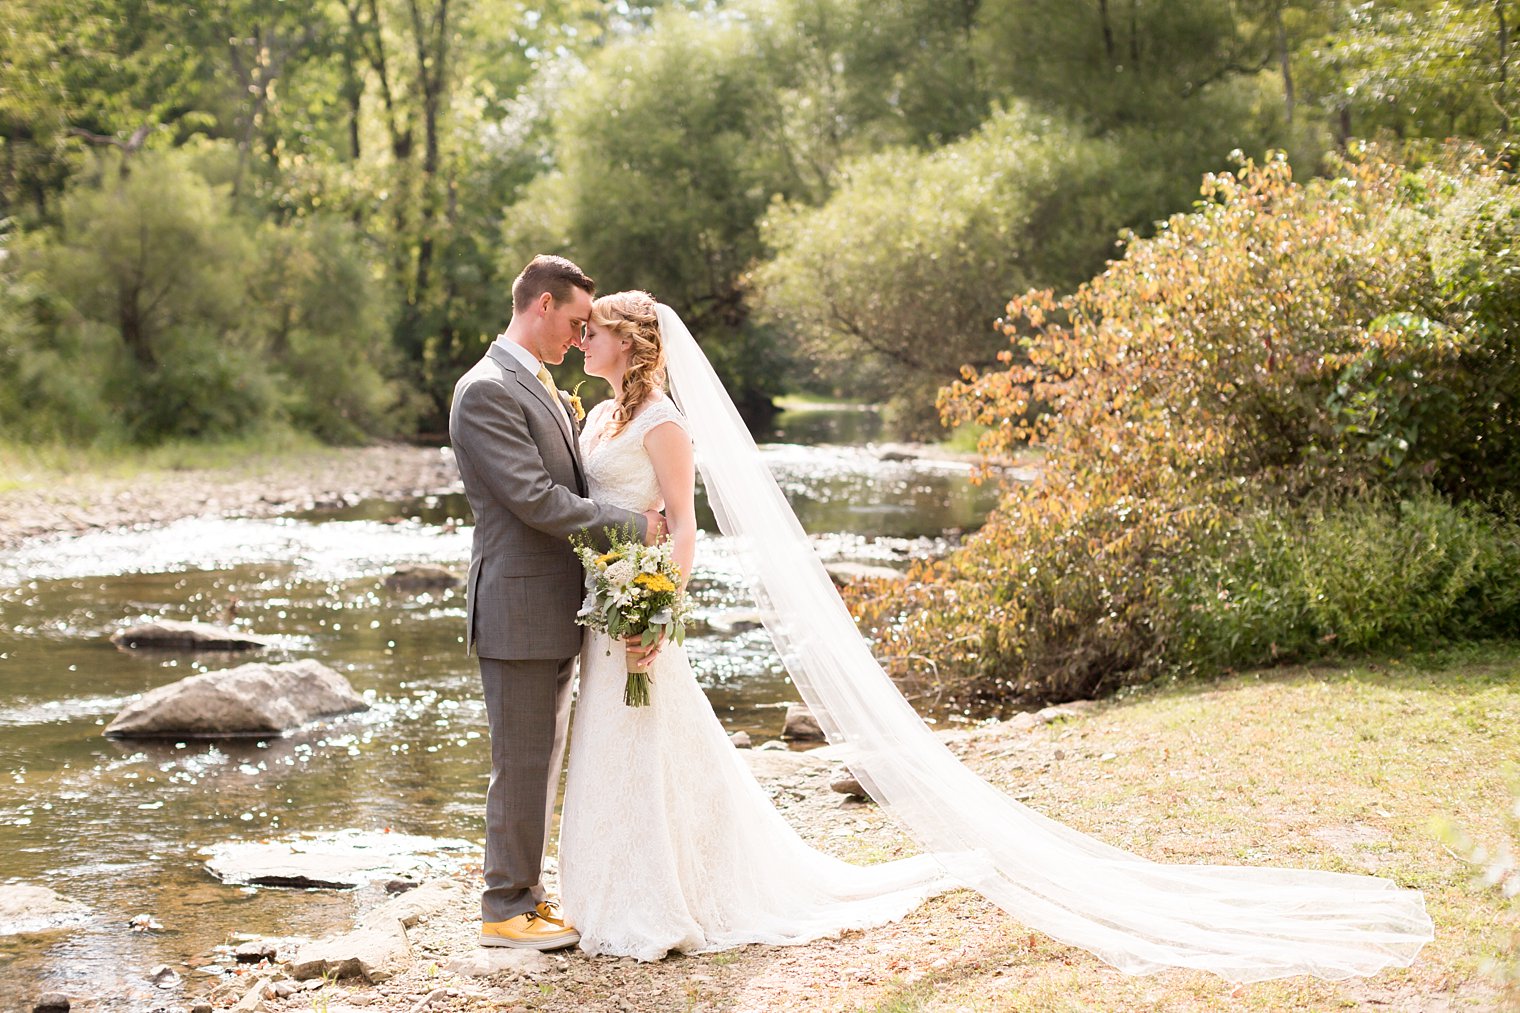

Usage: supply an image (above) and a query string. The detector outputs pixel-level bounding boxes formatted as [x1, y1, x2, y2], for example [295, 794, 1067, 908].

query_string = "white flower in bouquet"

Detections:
[604, 558, 636, 590]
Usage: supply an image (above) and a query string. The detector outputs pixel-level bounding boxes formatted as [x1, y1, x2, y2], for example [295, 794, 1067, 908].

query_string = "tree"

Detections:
[501, 10, 797, 415]
[22, 150, 273, 440]
[755, 106, 1138, 434]
[1302, 0, 1518, 144]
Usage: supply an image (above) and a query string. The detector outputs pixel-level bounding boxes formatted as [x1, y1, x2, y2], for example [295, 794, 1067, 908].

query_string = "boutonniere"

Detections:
[567, 381, 586, 423]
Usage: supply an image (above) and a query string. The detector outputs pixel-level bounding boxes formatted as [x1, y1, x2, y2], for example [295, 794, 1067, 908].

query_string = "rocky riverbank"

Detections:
[0, 440, 1016, 554]
[0, 444, 461, 551]
[56, 678, 1483, 1013]
[115, 714, 1097, 1013]
[9, 654, 1510, 1011]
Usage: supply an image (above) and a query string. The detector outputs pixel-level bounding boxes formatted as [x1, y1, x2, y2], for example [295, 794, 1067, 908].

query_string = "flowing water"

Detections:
[0, 406, 1002, 1009]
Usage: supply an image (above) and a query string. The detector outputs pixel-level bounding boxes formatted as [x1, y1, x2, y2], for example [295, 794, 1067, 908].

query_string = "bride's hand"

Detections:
[625, 631, 665, 667]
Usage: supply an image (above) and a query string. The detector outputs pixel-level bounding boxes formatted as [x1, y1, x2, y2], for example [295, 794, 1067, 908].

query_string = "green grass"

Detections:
[0, 428, 328, 494]
[773, 392, 880, 411]
[914, 642, 1520, 1010]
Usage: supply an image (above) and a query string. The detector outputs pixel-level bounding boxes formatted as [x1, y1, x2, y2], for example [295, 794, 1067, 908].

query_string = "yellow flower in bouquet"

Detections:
[633, 571, 676, 594]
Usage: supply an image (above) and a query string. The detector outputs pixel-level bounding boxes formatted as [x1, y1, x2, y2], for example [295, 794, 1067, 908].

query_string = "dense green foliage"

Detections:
[5, 0, 1520, 712]
[0, 150, 406, 442]
[850, 150, 1520, 707]
[755, 107, 1145, 434]
[5, 0, 1514, 445]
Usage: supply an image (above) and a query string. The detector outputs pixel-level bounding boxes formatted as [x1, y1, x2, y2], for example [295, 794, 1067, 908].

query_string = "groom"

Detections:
[450, 254, 665, 951]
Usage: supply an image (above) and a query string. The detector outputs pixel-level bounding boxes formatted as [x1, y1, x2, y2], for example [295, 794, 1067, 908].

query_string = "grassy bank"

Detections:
[259, 644, 1517, 1012]
[0, 430, 330, 494]
[900, 642, 1519, 1011]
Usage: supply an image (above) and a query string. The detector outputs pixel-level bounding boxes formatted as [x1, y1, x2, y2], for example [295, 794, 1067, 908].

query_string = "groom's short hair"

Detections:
[512, 255, 596, 312]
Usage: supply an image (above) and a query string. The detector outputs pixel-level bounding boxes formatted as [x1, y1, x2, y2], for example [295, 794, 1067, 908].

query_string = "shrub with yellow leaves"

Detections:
[849, 147, 1520, 710]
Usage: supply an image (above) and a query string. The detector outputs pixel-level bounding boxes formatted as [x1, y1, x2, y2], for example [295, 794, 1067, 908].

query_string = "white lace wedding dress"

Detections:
[558, 396, 951, 960]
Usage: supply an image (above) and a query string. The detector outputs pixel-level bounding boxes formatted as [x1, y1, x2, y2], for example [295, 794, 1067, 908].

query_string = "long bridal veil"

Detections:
[656, 303, 1433, 983]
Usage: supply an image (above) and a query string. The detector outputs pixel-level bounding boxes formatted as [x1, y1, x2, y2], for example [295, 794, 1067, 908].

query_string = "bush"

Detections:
[248, 217, 414, 442]
[1172, 494, 1520, 673]
[0, 250, 121, 442]
[14, 150, 270, 442]
[850, 147, 1520, 705]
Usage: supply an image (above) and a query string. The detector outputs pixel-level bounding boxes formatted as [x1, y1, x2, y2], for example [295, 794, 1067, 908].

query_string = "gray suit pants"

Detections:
[478, 655, 576, 922]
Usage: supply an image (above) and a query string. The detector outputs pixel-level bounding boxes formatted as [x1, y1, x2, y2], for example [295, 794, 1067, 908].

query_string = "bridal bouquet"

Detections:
[572, 528, 691, 707]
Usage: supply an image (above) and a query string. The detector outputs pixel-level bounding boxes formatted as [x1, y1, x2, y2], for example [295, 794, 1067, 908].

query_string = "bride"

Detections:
[558, 290, 950, 960]
[557, 290, 1434, 979]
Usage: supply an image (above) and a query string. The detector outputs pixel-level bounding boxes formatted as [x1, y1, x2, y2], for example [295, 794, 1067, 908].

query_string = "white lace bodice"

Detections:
[579, 395, 689, 512]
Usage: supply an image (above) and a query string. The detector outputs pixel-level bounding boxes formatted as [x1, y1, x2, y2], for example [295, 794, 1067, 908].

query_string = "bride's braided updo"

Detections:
[591, 290, 666, 440]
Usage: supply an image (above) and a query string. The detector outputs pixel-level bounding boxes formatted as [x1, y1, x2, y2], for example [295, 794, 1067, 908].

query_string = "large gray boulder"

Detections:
[110, 620, 270, 652]
[0, 884, 89, 936]
[103, 659, 368, 738]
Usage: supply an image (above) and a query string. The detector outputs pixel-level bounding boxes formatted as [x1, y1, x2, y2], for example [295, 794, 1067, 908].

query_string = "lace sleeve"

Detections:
[633, 396, 689, 442]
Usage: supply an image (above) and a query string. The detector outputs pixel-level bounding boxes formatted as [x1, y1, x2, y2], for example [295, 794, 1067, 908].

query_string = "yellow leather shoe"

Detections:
[480, 911, 580, 950]
[535, 899, 572, 929]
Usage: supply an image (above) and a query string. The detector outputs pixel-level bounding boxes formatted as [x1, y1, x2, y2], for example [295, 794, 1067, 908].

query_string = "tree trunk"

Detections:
[1499, 0, 1512, 134]
[341, 35, 364, 161]
[1275, 2, 1295, 127]
[1128, 0, 1139, 69]
[1098, 0, 1116, 64]
[118, 284, 155, 369]
[364, 0, 411, 161]
[400, 0, 449, 364]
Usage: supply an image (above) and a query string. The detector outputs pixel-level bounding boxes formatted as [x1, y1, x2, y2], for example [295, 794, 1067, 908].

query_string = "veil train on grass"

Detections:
[657, 302, 1433, 984]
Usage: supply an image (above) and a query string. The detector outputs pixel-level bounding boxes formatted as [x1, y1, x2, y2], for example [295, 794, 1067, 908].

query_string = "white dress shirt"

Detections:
[492, 335, 572, 434]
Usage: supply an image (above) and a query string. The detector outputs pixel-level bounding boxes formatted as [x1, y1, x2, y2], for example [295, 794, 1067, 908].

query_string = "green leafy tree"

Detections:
[26, 150, 272, 441]
[502, 11, 795, 414]
[1303, 1, 1519, 144]
[248, 216, 416, 441]
[755, 106, 1139, 434]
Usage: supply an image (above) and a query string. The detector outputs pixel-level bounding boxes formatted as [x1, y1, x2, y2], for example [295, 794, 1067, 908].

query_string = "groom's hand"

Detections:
[641, 510, 667, 545]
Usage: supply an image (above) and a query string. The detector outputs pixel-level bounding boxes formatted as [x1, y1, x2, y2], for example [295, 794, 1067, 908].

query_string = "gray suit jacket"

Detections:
[449, 342, 645, 660]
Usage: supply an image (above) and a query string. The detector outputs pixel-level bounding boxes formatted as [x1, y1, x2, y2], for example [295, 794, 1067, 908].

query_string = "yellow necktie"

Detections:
[535, 364, 571, 429]
[535, 364, 559, 403]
